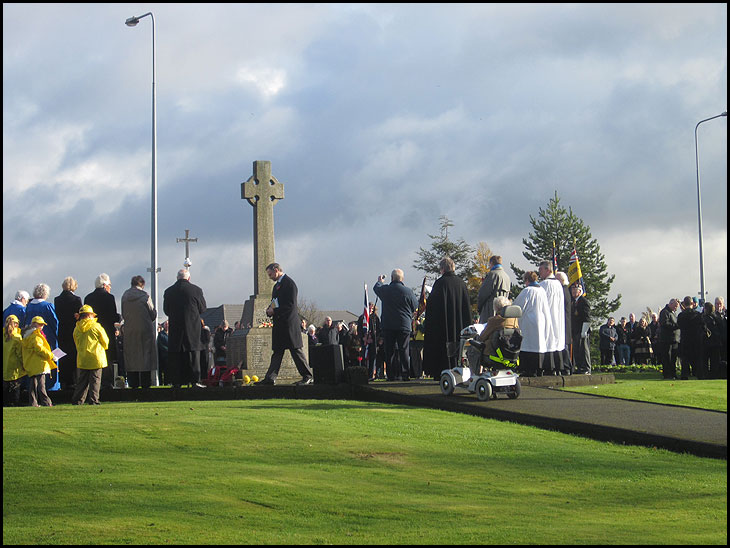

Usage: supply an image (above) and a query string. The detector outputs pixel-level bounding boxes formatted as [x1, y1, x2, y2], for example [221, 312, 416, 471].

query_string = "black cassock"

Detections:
[422, 271, 472, 377]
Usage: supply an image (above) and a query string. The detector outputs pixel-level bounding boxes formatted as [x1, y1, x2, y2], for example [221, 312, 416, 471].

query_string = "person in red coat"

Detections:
[257, 263, 313, 385]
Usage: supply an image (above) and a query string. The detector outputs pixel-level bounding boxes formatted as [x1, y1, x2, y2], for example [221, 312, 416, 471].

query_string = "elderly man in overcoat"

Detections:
[163, 269, 206, 388]
[374, 268, 419, 381]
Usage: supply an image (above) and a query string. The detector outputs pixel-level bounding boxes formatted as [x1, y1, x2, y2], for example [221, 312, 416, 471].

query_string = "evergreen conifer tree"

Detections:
[510, 191, 621, 323]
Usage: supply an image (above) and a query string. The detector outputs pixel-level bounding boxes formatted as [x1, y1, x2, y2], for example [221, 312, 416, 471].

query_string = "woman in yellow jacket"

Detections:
[3, 314, 25, 406]
[73, 305, 109, 405]
[22, 316, 57, 407]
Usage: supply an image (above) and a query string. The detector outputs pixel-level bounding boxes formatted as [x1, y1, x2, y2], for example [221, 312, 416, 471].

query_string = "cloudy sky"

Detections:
[3, 3, 727, 323]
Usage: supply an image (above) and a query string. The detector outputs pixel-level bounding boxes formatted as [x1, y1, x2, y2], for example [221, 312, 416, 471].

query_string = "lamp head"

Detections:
[125, 16, 139, 27]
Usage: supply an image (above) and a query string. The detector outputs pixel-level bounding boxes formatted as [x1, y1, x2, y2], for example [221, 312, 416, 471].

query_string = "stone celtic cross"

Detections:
[241, 160, 284, 296]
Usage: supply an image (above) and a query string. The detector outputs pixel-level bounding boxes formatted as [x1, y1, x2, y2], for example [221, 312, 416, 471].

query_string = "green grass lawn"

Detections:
[562, 373, 727, 411]
[3, 400, 727, 545]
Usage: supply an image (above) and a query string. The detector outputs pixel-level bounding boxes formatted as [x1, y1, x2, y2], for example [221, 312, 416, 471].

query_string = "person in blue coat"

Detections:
[24, 283, 60, 391]
[374, 269, 418, 381]
[3, 290, 30, 326]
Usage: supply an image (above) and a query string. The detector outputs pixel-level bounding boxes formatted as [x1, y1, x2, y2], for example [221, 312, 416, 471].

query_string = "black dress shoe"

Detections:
[295, 377, 313, 385]
[255, 378, 275, 385]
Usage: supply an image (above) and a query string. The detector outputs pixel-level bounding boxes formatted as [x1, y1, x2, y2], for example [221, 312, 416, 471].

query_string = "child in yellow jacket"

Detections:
[22, 316, 57, 407]
[73, 305, 109, 405]
[3, 314, 25, 406]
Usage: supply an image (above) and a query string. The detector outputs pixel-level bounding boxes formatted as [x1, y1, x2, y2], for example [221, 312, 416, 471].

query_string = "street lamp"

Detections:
[694, 111, 727, 304]
[125, 12, 159, 318]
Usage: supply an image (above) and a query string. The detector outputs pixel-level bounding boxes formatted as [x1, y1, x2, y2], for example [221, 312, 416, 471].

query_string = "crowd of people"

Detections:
[2, 269, 212, 406]
[598, 296, 727, 380]
[4, 259, 727, 405]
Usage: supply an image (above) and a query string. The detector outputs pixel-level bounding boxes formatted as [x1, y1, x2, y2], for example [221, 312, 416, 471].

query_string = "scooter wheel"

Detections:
[440, 373, 454, 396]
[508, 378, 521, 399]
[475, 378, 492, 401]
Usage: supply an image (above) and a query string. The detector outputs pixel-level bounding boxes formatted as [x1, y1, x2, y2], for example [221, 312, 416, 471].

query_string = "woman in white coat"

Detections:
[513, 271, 554, 377]
[121, 275, 158, 388]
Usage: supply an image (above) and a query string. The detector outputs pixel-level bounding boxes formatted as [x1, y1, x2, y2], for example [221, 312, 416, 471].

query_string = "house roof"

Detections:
[201, 304, 245, 329]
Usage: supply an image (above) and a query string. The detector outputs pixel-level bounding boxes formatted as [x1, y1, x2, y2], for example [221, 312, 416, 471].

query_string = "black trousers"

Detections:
[264, 347, 312, 382]
[659, 342, 679, 379]
[600, 348, 615, 366]
[384, 329, 411, 380]
[168, 351, 200, 386]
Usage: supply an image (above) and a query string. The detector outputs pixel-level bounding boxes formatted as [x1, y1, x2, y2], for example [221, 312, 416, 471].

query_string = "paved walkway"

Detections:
[362, 379, 727, 459]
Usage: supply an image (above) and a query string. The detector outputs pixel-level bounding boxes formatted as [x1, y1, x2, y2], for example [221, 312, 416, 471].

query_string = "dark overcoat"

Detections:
[571, 295, 591, 335]
[163, 279, 206, 352]
[84, 287, 120, 360]
[54, 290, 82, 355]
[55, 289, 82, 387]
[271, 274, 303, 351]
[422, 271, 471, 376]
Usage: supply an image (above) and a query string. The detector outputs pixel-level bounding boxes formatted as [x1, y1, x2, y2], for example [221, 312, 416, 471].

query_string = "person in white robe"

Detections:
[538, 260, 566, 374]
[513, 271, 554, 376]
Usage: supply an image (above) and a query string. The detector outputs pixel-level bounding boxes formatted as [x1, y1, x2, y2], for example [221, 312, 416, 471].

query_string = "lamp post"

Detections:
[694, 111, 727, 304]
[125, 12, 159, 318]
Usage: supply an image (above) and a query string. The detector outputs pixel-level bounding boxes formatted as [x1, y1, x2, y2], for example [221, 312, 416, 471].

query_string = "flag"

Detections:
[362, 283, 370, 336]
[568, 245, 586, 295]
[551, 240, 558, 273]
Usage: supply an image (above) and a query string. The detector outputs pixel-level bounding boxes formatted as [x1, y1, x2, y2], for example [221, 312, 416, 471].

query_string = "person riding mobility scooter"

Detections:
[440, 304, 522, 401]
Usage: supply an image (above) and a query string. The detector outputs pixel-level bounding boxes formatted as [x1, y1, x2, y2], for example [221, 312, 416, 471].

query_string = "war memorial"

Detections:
[225, 160, 308, 381]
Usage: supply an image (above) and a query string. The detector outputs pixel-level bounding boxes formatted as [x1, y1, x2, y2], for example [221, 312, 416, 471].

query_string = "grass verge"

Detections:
[562, 373, 727, 411]
[3, 400, 727, 545]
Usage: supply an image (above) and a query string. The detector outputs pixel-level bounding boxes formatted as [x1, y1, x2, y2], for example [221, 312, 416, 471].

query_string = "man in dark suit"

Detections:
[84, 273, 121, 389]
[257, 263, 313, 385]
[163, 269, 207, 388]
[374, 268, 418, 381]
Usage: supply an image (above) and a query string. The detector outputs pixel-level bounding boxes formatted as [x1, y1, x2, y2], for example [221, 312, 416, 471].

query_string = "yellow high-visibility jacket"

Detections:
[74, 317, 109, 370]
[22, 327, 57, 377]
[3, 328, 25, 381]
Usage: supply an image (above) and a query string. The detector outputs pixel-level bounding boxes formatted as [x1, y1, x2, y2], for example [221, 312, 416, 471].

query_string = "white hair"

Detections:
[177, 269, 191, 280]
[95, 273, 111, 289]
[32, 283, 50, 300]
[493, 295, 511, 313]
[15, 290, 30, 302]
[555, 271, 569, 286]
